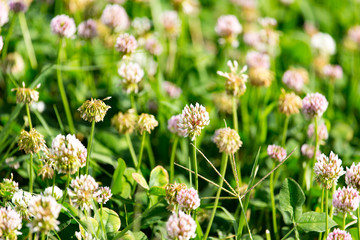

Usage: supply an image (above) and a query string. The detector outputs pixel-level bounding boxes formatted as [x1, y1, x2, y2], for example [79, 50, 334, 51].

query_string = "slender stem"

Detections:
[57, 38, 75, 134]
[270, 169, 278, 240]
[41, 232, 45, 240]
[310, 116, 318, 190]
[343, 213, 346, 230]
[329, 185, 335, 219]
[266, 230, 271, 240]
[281, 116, 289, 147]
[281, 227, 294, 240]
[2, 15, 16, 61]
[18, 12, 37, 69]
[130, 94, 137, 113]
[357, 207, 360, 239]
[232, 97, 239, 132]
[26, 103, 33, 129]
[52, 172, 56, 197]
[125, 134, 138, 167]
[167, 37, 177, 77]
[240, 94, 250, 137]
[169, 137, 179, 183]
[204, 154, 228, 239]
[85, 121, 96, 174]
[61, 173, 71, 204]
[325, 188, 329, 237]
[136, 133, 146, 172]
[193, 138, 198, 191]
[29, 153, 33, 193]
[319, 188, 324, 240]
[145, 134, 155, 169]
[100, 203, 107, 240]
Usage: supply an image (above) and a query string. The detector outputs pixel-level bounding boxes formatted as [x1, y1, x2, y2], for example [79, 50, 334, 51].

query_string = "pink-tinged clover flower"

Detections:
[302, 93, 328, 118]
[166, 211, 197, 240]
[314, 152, 345, 189]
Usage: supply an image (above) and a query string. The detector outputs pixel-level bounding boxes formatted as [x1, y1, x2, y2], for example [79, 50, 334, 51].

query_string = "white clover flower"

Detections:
[0, 206, 22, 239]
[311, 32, 336, 56]
[302, 93, 328, 118]
[245, 51, 270, 69]
[162, 11, 181, 37]
[267, 145, 287, 162]
[307, 122, 328, 143]
[101, 4, 130, 31]
[176, 187, 200, 211]
[78, 19, 97, 40]
[168, 115, 187, 137]
[314, 152, 345, 189]
[163, 81, 182, 99]
[327, 228, 352, 240]
[118, 62, 144, 94]
[44, 186, 63, 200]
[132, 17, 151, 36]
[215, 15, 242, 47]
[217, 60, 248, 97]
[212, 127, 242, 155]
[282, 68, 309, 92]
[50, 15, 76, 38]
[95, 186, 112, 204]
[166, 211, 197, 240]
[68, 175, 99, 211]
[333, 186, 360, 215]
[115, 33, 138, 54]
[12, 190, 32, 218]
[346, 163, 360, 191]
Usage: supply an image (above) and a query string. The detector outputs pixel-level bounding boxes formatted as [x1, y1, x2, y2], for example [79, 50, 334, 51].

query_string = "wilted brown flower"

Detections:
[249, 67, 274, 87]
[137, 113, 158, 135]
[278, 89, 302, 116]
[12, 82, 40, 104]
[18, 128, 46, 154]
[111, 109, 137, 134]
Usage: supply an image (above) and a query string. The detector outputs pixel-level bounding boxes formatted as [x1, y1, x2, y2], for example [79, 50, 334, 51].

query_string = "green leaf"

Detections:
[279, 178, 305, 224]
[149, 165, 169, 188]
[116, 231, 148, 240]
[95, 207, 121, 233]
[148, 186, 166, 196]
[297, 212, 338, 233]
[132, 173, 149, 190]
[111, 158, 126, 195]
[79, 217, 99, 236]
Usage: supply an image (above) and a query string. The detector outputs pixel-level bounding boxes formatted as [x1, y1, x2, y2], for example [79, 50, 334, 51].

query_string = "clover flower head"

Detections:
[311, 32, 336, 56]
[168, 115, 187, 137]
[215, 15, 242, 47]
[165, 183, 187, 206]
[176, 187, 200, 211]
[178, 103, 210, 141]
[49, 134, 87, 175]
[12, 190, 32, 219]
[132, 17, 151, 36]
[278, 89, 302, 116]
[101, 4, 130, 31]
[162, 10, 181, 37]
[118, 62, 144, 94]
[245, 51, 270, 69]
[212, 127, 242, 155]
[323, 64, 343, 80]
[27, 196, 61, 233]
[348, 25, 360, 44]
[12, 82, 40, 104]
[0, 206, 22, 239]
[267, 145, 286, 162]
[95, 186, 112, 204]
[18, 128, 47, 154]
[8, 0, 28, 12]
[314, 152, 345, 189]
[307, 122, 328, 143]
[0, 174, 19, 201]
[166, 211, 197, 240]
[0, 2, 9, 27]
[327, 228, 352, 240]
[78, 97, 111, 123]
[212, 93, 234, 114]
[44, 186, 63, 200]
[68, 175, 99, 211]
[111, 109, 137, 134]
[78, 19, 97, 40]
[145, 36, 163, 56]
[302, 93, 328, 118]
[346, 163, 360, 191]
[38, 160, 55, 180]
[282, 68, 309, 92]
[333, 186, 360, 215]
[163, 81, 182, 99]
[301, 144, 320, 159]
[115, 33, 138, 54]
[50, 14, 76, 38]
[217, 60, 248, 97]
[137, 113, 158, 135]
[249, 67, 274, 87]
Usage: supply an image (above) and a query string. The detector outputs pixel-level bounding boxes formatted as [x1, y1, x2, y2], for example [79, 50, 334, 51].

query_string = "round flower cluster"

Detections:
[168, 115, 187, 137]
[38, 160, 54, 180]
[49, 134, 87, 175]
[311, 32, 336, 56]
[68, 175, 99, 211]
[0, 174, 19, 201]
[78, 19, 97, 40]
[137, 113, 158, 135]
[212, 93, 234, 114]
[12, 82, 40, 104]
[18, 128, 46, 155]
[101, 4, 130, 31]
[217, 60, 248, 97]
[28, 196, 61, 233]
[327, 228, 352, 240]
[176, 187, 200, 212]
[178, 103, 210, 141]
[332, 186, 360, 214]
[111, 109, 137, 134]
[12, 190, 32, 218]
[8, 0, 28, 12]
[145, 36, 163, 56]
[162, 11, 181, 37]
[165, 183, 187, 206]
[245, 51, 270, 69]
[307, 122, 328, 143]
[267, 145, 287, 162]
[278, 89, 302, 116]
[132, 17, 151, 36]
[282, 68, 309, 92]
[95, 186, 112, 205]
[118, 62, 144, 94]
[249, 67, 274, 87]
[44, 186, 63, 200]
[0, 2, 9, 27]
[0, 206, 22, 239]
[314, 152, 345, 189]
[115, 33, 138, 54]
[345, 163, 360, 191]
[215, 15, 242, 47]
[166, 211, 197, 240]
[302, 93, 328, 118]
[163, 81, 182, 99]
[323, 64, 343, 80]
[50, 14, 76, 38]
[212, 127, 242, 155]
[348, 25, 360, 44]
[78, 97, 111, 123]
[301, 144, 319, 159]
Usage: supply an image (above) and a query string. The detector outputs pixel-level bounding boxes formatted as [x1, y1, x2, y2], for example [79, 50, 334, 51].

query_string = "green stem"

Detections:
[136, 133, 146, 172]
[281, 227, 294, 240]
[193, 138, 198, 191]
[232, 97, 239, 133]
[29, 153, 33, 193]
[266, 230, 271, 240]
[270, 169, 278, 240]
[18, 12, 37, 69]
[281, 116, 289, 147]
[130, 94, 137, 113]
[169, 137, 179, 183]
[125, 134, 138, 167]
[61, 172, 71, 204]
[57, 38, 75, 134]
[41, 232, 45, 240]
[145, 134, 155, 169]
[240, 93, 250, 137]
[204, 154, 228, 239]
[329, 185, 335, 219]
[357, 207, 360, 239]
[343, 213, 346, 230]
[100, 203, 107, 239]
[167, 37, 177, 77]
[319, 188, 324, 240]
[26, 103, 33, 130]
[325, 188, 329, 237]
[310, 116, 318, 190]
[52, 172, 56, 197]
[2, 15, 16, 61]
[85, 121, 95, 174]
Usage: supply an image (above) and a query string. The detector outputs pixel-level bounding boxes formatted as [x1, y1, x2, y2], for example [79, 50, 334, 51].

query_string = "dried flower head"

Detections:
[0, 2, 9, 27]
[165, 183, 187, 206]
[267, 145, 286, 162]
[12, 82, 40, 104]
[278, 89, 302, 116]
[95, 186, 112, 204]
[132, 17, 151, 36]
[245, 51, 270, 69]
[301, 144, 320, 159]
[115, 33, 138, 54]
[345, 163, 360, 191]
[44, 186, 63, 200]
[12, 190, 32, 219]
[176, 187, 201, 211]
[163, 81, 182, 98]
[166, 211, 197, 240]
[249, 67, 274, 87]
[178, 103, 210, 141]
[333, 186, 360, 215]
[78, 97, 111, 123]
[215, 15, 242, 47]
[212, 127, 242, 155]
[101, 4, 130, 31]
[111, 109, 137, 134]
[307, 122, 328, 143]
[18, 128, 46, 155]
[38, 160, 54, 180]
[311, 32, 336, 56]
[217, 60, 248, 97]
[168, 115, 187, 137]
[323, 64, 343, 80]
[137, 113, 158, 135]
[68, 175, 99, 211]
[49, 134, 87, 175]
[0, 174, 19, 201]
[50, 14, 76, 38]
[302, 93, 328, 118]
[314, 152, 345, 189]
[118, 62, 144, 94]
[162, 11, 181, 37]
[78, 19, 97, 40]
[0, 206, 22, 239]
[212, 93, 234, 114]
[282, 68, 309, 92]
[27, 196, 61, 233]
[327, 228, 352, 240]
[8, 0, 28, 12]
